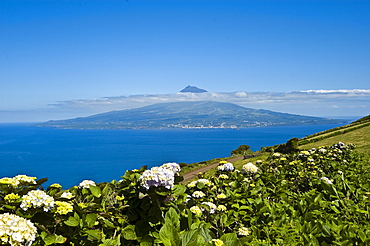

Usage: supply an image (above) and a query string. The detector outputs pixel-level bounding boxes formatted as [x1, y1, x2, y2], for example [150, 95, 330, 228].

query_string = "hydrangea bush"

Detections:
[0, 142, 369, 245]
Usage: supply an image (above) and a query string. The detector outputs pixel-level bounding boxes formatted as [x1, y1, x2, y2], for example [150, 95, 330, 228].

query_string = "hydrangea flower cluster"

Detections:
[217, 162, 234, 171]
[272, 153, 281, 158]
[242, 163, 259, 174]
[201, 202, 217, 214]
[20, 190, 55, 212]
[217, 193, 227, 199]
[238, 227, 251, 236]
[0, 213, 37, 246]
[160, 162, 181, 173]
[0, 177, 19, 187]
[0, 175, 36, 187]
[190, 206, 202, 216]
[55, 201, 74, 215]
[217, 205, 227, 212]
[219, 174, 229, 179]
[78, 180, 96, 189]
[4, 193, 20, 203]
[332, 142, 346, 149]
[13, 175, 37, 185]
[49, 183, 62, 189]
[187, 179, 213, 188]
[320, 177, 333, 185]
[192, 191, 206, 198]
[139, 163, 181, 190]
[60, 192, 74, 199]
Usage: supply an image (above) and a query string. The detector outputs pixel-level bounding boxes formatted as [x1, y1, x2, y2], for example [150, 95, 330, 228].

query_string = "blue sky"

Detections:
[1, 0, 369, 122]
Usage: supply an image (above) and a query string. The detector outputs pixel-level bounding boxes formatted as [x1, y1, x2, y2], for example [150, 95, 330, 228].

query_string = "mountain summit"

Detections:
[180, 85, 207, 93]
[38, 101, 344, 129]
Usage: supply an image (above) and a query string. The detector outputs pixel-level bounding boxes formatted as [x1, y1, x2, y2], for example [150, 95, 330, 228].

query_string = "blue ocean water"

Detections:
[0, 123, 345, 188]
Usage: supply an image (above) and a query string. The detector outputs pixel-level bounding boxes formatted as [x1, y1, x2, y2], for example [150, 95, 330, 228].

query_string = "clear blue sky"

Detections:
[1, 0, 369, 122]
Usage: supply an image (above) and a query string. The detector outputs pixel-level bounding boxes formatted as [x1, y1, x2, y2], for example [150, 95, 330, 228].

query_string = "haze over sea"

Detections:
[0, 122, 353, 188]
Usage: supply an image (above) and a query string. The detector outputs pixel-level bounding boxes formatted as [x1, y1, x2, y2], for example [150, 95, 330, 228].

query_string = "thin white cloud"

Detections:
[301, 89, 370, 94]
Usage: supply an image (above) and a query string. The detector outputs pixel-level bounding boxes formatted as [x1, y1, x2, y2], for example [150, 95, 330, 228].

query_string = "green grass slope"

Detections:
[298, 115, 370, 154]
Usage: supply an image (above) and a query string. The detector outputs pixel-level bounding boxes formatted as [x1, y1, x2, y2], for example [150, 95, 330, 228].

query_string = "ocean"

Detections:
[0, 123, 346, 188]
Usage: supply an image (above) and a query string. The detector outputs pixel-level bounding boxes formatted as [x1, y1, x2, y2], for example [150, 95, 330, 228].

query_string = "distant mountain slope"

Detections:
[38, 101, 344, 129]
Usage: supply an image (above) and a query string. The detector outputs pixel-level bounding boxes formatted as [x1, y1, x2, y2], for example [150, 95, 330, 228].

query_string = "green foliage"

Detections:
[231, 145, 252, 156]
[274, 137, 299, 154]
[1, 142, 369, 245]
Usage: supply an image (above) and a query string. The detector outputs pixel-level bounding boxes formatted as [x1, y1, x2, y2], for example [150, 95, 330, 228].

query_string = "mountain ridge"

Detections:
[180, 85, 207, 93]
[38, 101, 345, 129]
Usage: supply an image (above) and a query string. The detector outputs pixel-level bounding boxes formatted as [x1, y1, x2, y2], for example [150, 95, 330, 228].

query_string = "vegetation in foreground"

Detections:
[1, 141, 369, 245]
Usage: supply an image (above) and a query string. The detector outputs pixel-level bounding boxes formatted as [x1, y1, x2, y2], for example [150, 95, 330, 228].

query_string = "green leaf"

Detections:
[174, 175, 184, 183]
[159, 208, 180, 246]
[86, 229, 102, 241]
[220, 233, 242, 246]
[102, 235, 121, 246]
[180, 230, 205, 246]
[197, 182, 205, 189]
[90, 185, 102, 198]
[101, 183, 111, 197]
[43, 235, 56, 245]
[165, 207, 180, 228]
[330, 205, 340, 214]
[101, 218, 116, 228]
[4, 205, 16, 210]
[36, 177, 48, 185]
[64, 216, 79, 227]
[358, 230, 366, 242]
[55, 235, 67, 244]
[173, 184, 186, 196]
[309, 234, 320, 246]
[122, 225, 137, 240]
[86, 213, 98, 228]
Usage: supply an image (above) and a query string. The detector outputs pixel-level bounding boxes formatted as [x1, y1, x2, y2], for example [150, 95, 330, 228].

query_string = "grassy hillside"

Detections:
[298, 115, 370, 154]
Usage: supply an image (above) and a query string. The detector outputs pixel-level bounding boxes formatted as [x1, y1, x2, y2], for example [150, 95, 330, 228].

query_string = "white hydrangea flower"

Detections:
[60, 192, 74, 199]
[197, 179, 213, 186]
[187, 181, 197, 188]
[320, 177, 333, 185]
[160, 162, 181, 173]
[139, 166, 176, 190]
[219, 174, 229, 179]
[217, 205, 227, 212]
[20, 190, 54, 212]
[238, 227, 251, 236]
[13, 175, 37, 185]
[217, 162, 234, 171]
[242, 163, 259, 174]
[201, 202, 217, 214]
[272, 153, 281, 158]
[79, 180, 96, 189]
[0, 213, 37, 246]
[217, 193, 227, 199]
[0, 177, 20, 187]
[190, 206, 202, 216]
[319, 148, 328, 154]
[300, 151, 310, 156]
[55, 201, 74, 215]
[192, 191, 206, 198]
[186, 179, 213, 189]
